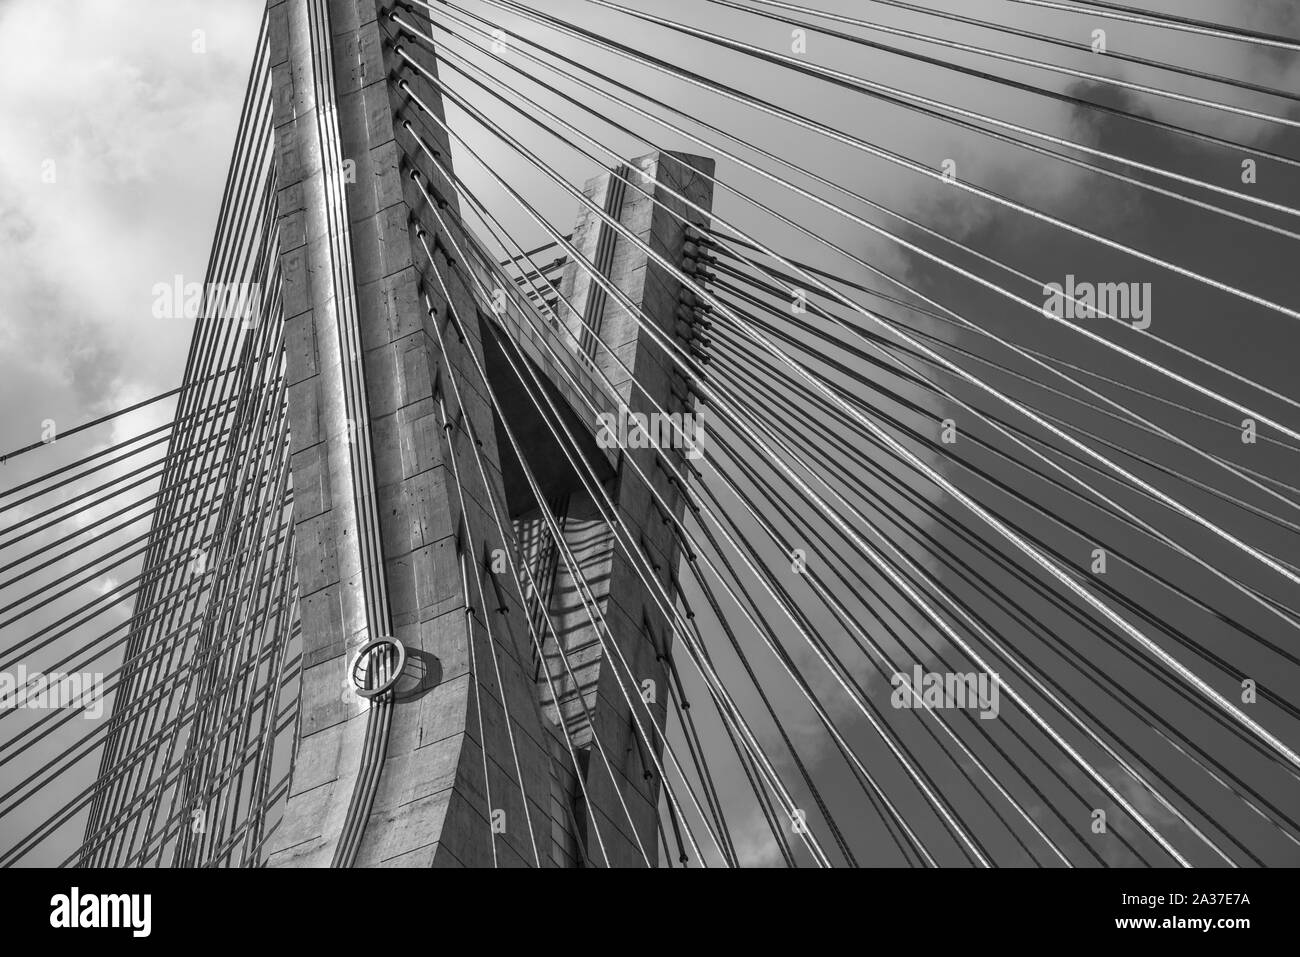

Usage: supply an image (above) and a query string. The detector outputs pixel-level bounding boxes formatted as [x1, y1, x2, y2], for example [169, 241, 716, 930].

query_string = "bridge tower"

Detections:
[255, 0, 714, 867]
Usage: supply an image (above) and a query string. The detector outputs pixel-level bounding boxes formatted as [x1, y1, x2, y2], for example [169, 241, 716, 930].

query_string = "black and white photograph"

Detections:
[0, 0, 1296, 941]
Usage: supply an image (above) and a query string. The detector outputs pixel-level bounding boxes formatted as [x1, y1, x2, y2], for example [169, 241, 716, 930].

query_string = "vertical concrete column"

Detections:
[266, 0, 557, 867]
[262, 0, 373, 868]
[540, 152, 716, 864]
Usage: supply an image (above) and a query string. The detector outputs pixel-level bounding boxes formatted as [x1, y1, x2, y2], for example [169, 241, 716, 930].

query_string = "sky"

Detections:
[0, 0, 263, 432]
[0, 0, 265, 864]
[1, 0, 1299, 867]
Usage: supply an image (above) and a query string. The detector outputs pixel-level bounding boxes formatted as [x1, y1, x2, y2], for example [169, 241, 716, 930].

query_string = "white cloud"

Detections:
[0, 0, 263, 433]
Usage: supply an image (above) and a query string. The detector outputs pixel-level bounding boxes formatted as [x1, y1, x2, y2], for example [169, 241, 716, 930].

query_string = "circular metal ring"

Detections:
[349, 636, 407, 699]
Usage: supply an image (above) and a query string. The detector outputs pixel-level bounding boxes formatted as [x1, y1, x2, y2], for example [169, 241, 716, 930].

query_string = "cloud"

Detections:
[730, 804, 789, 867]
[0, 0, 263, 432]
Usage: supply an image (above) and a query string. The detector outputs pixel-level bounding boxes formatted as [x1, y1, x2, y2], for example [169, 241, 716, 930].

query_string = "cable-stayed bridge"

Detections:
[2, 0, 1299, 868]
